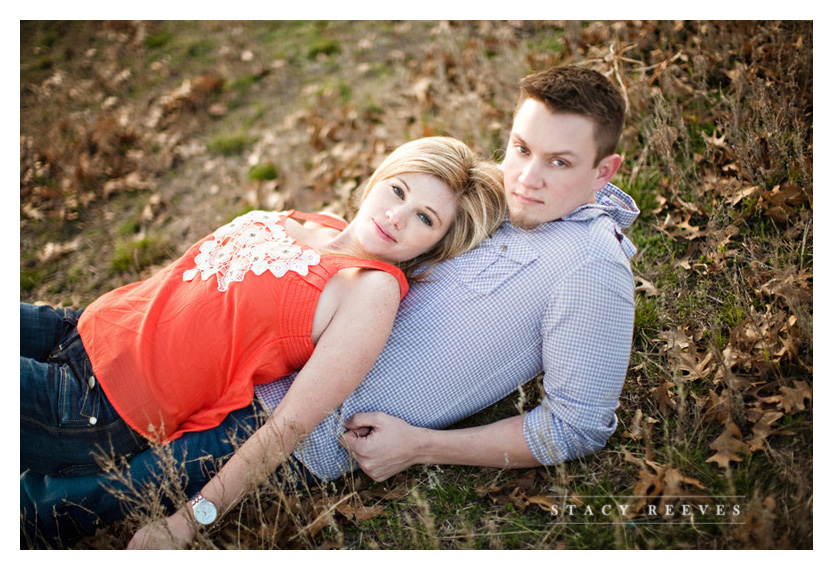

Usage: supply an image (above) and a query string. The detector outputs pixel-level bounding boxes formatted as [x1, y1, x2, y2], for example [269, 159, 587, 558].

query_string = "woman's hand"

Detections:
[127, 511, 195, 549]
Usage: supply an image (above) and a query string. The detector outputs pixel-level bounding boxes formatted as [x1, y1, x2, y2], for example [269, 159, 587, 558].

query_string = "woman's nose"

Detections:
[386, 207, 405, 228]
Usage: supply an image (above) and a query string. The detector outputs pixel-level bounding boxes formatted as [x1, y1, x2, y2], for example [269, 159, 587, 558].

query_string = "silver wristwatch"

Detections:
[189, 493, 218, 525]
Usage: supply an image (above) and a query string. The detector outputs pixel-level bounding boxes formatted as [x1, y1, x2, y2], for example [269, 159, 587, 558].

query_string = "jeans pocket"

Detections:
[57, 366, 101, 427]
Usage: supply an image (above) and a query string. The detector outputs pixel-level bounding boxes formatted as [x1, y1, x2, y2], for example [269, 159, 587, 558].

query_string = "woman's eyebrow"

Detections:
[399, 175, 444, 227]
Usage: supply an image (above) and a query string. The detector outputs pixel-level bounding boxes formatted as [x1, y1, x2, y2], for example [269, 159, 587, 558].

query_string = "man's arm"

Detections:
[341, 413, 538, 481]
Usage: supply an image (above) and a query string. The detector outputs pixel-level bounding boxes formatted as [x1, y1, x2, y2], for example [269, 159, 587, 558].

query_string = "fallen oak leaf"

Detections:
[663, 466, 707, 494]
[757, 269, 812, 306]
[701, 388, 731, 424]
[527, 495, 558, 512]
[746, 410, 785, 452]
[706, 421, 749, 469]
[777, 380, 811, 413]
[733, 494, 778, 548]
[38, 237, 82, 263]
[103, 171, 156, 198]
[725, 185, 760, 207]
[294, 493, 355, 539]
[635, 276, 659, 296]
[336, 502, 386, 522]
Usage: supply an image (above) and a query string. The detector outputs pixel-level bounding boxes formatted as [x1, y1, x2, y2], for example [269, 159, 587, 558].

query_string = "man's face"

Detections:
[503, 98, 619, 229]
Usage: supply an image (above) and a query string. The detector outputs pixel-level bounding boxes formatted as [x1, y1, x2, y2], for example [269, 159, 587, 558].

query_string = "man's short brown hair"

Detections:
[516, 66, 626, 166]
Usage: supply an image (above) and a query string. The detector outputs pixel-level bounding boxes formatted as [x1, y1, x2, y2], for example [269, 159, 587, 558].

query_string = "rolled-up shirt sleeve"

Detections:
[523, 255, 635, 464]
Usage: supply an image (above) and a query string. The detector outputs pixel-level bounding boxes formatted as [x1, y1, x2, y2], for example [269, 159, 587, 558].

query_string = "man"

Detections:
[21, 65, 639, 547]
[333, 65, 637, 480]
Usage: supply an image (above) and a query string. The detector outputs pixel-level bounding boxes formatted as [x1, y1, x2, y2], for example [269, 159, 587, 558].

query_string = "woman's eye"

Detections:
[392, 185, 404, 198]
[418, 213, 433, 227]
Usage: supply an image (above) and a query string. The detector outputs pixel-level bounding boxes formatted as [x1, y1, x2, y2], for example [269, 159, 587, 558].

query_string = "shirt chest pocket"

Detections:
[455, 236, 538, 294]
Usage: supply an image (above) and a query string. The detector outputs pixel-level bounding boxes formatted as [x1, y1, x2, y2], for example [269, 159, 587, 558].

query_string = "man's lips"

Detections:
[512, 191, 544, 206]
[373, 219, 397, 242]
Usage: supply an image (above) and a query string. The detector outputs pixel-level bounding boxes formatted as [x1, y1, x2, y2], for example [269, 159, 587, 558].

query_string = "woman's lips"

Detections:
[373, 219, 397, 242]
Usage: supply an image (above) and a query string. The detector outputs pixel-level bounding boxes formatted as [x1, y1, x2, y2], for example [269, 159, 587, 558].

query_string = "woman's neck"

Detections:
[285, 217, 375, 261]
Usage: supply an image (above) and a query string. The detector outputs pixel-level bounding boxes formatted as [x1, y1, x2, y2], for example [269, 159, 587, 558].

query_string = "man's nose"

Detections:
[519, 160, 544, 188]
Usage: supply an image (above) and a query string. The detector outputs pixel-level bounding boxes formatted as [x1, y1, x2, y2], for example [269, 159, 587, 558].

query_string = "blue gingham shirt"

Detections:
[255, 183, 639, 482]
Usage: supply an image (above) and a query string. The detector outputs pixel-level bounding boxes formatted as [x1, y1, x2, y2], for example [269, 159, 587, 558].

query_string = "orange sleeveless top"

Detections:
[77, 210, 408, 442]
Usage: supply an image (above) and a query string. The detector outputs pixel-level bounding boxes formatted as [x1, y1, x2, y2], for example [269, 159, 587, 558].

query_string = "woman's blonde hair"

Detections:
[357, 136, 506, 281]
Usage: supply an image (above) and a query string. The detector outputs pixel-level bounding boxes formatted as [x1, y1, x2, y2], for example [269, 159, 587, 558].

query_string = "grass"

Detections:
[20, 20, 812, 549]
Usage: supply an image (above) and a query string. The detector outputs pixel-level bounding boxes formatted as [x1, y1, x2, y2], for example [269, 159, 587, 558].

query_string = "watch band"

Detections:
[189, 492, 206, 509]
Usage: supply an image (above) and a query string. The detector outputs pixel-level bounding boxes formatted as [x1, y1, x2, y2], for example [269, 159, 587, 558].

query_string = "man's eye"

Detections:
[551, 159, 568, 167]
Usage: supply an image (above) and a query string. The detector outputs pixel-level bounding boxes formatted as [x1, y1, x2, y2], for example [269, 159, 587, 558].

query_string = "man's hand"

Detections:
[340, 412, 426, 481]
[127, 511, 195, 550]
[342, 412, 540, 478]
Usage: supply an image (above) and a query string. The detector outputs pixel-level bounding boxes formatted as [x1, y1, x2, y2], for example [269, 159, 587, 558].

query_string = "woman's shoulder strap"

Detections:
[284, 209, 348, 231]
[328, 256, 410, 300]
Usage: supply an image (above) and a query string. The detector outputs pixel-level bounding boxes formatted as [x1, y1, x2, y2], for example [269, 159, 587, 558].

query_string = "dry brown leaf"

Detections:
[733, 495, 778, 548]
[660, 211, 710, 240]
[706, 422, 749, 468]
[725, 185, 760, 207]
[660, 327, 716, 381]
[757, 182, 810, 223]
[702, 388, 731, 424]
[527, 495, 557, 512]
[635, 276, 659, 296]
[746, 410, 785, 452]
[753, 268, 812, 307]
[716, 306, 803, 385]
[336, 502, 385, 522]
[38, 237, 82, 263]
[777, 380, 812, 413]
[649, 380, 677, 416]
[663, 467, 707, 493]
[103, 171, 156, 198]
[625, 408, 644, 440]
[625, 453, 707, 518]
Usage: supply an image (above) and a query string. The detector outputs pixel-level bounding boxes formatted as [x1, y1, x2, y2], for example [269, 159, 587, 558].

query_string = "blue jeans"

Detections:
[20, 303, 148, 477]
[20, 400, 321, 549]
[20, 306, 319, 549]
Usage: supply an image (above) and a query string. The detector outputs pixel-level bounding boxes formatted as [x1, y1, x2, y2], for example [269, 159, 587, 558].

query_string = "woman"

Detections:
[20, 136, 505, 548]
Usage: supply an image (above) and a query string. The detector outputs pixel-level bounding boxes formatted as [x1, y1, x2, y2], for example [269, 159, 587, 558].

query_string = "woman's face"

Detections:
[352, 172, 458, 263]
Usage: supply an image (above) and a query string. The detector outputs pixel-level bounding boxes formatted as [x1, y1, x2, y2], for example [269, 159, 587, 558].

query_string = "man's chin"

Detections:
[508, 211, 544, 230]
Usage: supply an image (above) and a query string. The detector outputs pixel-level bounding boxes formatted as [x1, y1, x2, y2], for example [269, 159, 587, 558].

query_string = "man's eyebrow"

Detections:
[511, 133, 577, 159]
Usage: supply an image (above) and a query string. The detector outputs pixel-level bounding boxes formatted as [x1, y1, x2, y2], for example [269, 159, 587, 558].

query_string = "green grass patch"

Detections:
[207, 133, 251, 156]
[110, 235, 170, 274]
[248, 162, 279, 181]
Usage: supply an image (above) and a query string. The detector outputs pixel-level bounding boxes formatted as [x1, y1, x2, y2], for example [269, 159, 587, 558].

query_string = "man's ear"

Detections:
[593, 153, 622, 191]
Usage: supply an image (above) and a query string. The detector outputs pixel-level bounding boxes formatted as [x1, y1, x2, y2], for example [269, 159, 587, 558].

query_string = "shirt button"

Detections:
[88, 376, 96, 389]
[89, 416, 98, 425]
[500, 245, 508, 251]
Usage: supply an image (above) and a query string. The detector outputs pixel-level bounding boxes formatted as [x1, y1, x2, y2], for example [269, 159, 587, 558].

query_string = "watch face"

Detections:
[194, 498, 218, 524]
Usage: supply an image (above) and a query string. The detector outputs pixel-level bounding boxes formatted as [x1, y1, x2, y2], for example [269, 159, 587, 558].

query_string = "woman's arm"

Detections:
[127, 269, 401, 549]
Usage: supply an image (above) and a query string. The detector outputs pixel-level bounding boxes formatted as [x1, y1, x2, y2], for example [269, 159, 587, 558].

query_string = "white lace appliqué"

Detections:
[182, 211, 321, 292]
